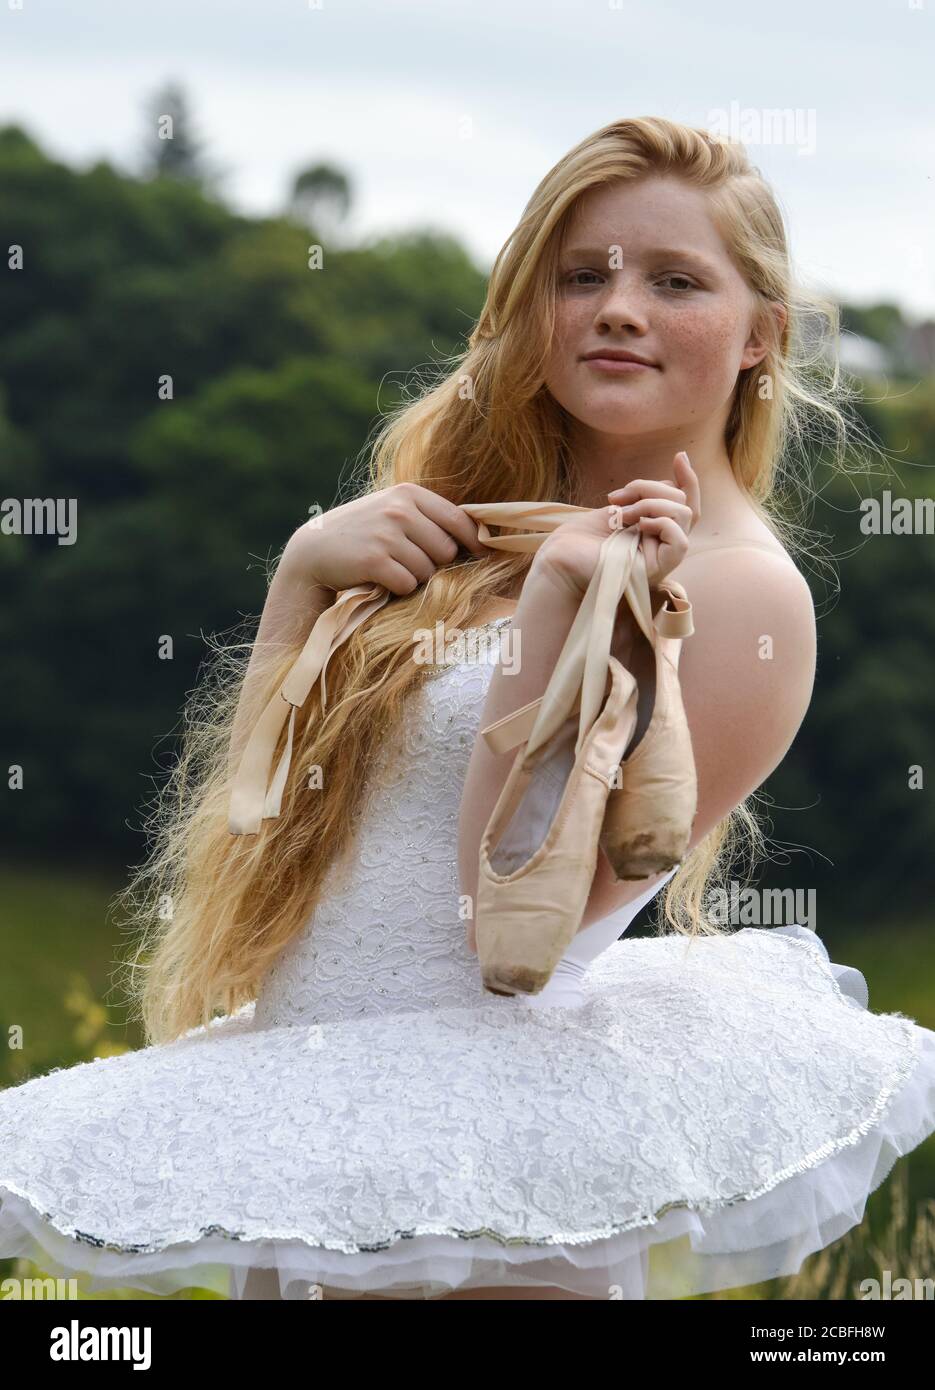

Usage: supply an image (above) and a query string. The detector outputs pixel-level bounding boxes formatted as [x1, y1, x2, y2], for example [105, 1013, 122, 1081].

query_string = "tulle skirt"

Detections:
[1, 923, 933, 1300]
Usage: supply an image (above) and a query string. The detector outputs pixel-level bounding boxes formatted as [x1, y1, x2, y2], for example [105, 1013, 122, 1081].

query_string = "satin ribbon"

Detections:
[228, 501, 694, 835]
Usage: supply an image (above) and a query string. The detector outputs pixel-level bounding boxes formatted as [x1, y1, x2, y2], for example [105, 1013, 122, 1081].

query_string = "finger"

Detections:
[611, 497, 694, 530]
[414, 491, 491, 557]
[395, 508, 466, 568]
[672, 451, 702, 526]
[387, 535, 439, 587]
[635, 514, 689, 561]
[371, 553, 427, 597]
[585, 504, 633, 536]
[606, 478, 687, 506]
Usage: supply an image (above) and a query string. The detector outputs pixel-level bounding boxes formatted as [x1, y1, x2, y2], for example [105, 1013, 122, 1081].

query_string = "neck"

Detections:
[567, 420, 748, 529]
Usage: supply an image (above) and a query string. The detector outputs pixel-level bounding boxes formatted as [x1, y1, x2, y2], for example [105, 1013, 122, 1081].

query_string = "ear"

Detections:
[739, 299, 788, 371]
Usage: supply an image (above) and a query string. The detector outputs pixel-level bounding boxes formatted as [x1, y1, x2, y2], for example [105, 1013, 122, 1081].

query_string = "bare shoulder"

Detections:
[672, 534, 816, 671]
[675, 530, 811, 636]
[670, 525, 801, 579]
[673, 541, 817, 802]
[680, 519, 814, 636]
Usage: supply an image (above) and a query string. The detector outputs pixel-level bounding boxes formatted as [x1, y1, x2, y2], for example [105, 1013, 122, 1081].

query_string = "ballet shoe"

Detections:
[473, 524, 645, 997]
[475, 655, 638, 996]
[598, 550, 697, 881]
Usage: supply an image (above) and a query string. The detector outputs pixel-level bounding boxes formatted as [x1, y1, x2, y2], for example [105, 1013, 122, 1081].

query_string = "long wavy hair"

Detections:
[114, 115, 866, 1045]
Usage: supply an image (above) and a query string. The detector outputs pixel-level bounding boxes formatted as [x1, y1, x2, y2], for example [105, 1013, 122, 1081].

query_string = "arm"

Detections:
[582, 549, 816, 924]
[459, 549, 817, 945]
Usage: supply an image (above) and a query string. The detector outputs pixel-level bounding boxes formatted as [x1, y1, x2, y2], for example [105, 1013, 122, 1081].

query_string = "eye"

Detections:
[563, 269, 604, 287]
[657, 274, 697, 292]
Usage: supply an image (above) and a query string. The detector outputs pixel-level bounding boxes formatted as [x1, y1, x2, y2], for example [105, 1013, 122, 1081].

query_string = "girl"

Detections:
[1, 116, 933, 1301]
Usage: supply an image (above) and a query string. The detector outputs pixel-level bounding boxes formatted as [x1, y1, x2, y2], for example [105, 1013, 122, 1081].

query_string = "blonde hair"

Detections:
[114, 115, 869, 1044]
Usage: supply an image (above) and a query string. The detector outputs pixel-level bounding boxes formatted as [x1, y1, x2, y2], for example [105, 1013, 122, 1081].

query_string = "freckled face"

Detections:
[543, 174, 766, 438]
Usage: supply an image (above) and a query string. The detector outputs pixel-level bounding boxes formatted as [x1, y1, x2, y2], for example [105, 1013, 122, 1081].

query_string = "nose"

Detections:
[594, 272, 650, 335]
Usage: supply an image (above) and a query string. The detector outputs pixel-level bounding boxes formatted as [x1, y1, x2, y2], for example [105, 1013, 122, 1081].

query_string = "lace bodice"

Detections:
[252, 617, 666, 1029]
[252, 618, 508, 1027]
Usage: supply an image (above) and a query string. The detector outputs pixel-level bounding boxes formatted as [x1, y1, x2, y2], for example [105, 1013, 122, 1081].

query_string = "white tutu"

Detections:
[2, 616, 933, 1300]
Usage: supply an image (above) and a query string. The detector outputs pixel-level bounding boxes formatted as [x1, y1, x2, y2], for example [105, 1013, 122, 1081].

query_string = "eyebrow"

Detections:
[559, 244, 718, 272]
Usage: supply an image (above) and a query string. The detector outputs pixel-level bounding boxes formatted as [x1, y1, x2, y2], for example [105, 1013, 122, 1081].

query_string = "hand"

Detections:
[534, 451, 700, 598]
[607, 452, 700, 588]
[281, 483, 494, 595]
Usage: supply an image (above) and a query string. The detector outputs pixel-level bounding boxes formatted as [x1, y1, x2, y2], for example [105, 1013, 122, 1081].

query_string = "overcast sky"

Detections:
[2, 0, 933, 316]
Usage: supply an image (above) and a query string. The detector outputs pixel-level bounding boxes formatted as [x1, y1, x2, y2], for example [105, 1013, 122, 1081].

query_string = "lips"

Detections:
[581, 349, 658, 367]
[582, 354, 658, 374]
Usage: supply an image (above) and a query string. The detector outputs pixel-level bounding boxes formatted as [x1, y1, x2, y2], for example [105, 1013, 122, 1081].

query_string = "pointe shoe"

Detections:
[598, 542, 697, 881]
[473, 526, 643, 997]
[476, 657, 638, 996]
